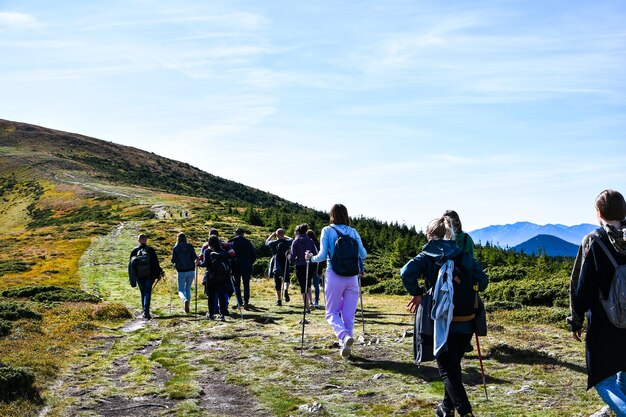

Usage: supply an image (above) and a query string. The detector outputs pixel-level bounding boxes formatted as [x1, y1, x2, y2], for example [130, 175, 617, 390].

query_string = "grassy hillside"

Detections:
[0, 119, 608, 416]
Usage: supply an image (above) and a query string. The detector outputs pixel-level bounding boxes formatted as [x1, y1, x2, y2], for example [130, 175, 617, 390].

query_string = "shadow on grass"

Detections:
[486, 343, 587, 374]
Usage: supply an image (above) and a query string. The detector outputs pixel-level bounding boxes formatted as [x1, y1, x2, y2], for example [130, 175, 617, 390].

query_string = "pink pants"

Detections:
[324, 269, 360, 342]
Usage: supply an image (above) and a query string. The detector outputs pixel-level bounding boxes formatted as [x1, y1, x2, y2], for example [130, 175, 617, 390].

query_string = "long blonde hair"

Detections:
[426, 216, 456, 241]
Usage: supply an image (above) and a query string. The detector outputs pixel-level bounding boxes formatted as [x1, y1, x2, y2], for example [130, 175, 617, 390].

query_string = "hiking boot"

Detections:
[314, 302, 320, 309]
[284, 291, 290, 302]
[142, 312, 152, 320]
[436, 404, 455, 417]
[275, 300, 282, 306]
[465, 343, 474, 353]
[206, 313, 215, 320]
[184, 300, 190, 314]
[218, 315, 225, 322]
[243, 304, 250, 310]
[340, 335, 354, 358]
[305, 308, 311, 314]
[223, 309, 230, 316]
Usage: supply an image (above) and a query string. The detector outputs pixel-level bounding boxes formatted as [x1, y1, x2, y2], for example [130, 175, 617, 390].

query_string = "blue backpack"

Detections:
[330, 226, 360, 277]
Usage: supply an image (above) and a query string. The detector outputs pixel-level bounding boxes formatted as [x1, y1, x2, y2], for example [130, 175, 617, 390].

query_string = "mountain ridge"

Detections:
[469, 221, 596, 248]
[512, 234, 579, 257]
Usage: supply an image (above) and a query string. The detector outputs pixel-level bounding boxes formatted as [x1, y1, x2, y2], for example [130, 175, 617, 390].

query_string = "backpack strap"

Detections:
[329, 225, 346, 237]
[463, 233, 468, 252]
[593, 233, 619, 268]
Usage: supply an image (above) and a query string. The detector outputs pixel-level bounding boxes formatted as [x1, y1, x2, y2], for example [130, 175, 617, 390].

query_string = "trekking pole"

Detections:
[194, 266, 198, 319]
[280, 258, 288, 304]
[170, 266, 174, 316]
[229, 274, 244, 323]
[475, 333, 489, 400]
[358, 273, 366, 335]
[300, 259, 310, 355]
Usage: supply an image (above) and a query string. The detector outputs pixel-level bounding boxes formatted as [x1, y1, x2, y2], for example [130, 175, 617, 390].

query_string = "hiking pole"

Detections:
[194, 266, 198, 319]
[229, 274, 244, 323]
[475, 333, 489, 401]
[358, 273, 366, 335]
[280, 257, 288, 305]
[300, 259, 310, 355]
[170, 266, 174, 316]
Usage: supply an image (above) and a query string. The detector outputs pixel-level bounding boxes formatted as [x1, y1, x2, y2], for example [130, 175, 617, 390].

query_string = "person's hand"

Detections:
[406, 295, 422, 314]
[305, 251, 312, 261]
[572, 330, 582, 342]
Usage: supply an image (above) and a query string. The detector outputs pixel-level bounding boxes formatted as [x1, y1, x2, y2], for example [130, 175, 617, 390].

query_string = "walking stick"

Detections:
[475, 333, 489, 400]
[280, 257, 288, 303]
[194, 266, 198, 319]
[170, 266, 174, 315]
[229, 274, 244, 323]
[300, 259, 310, 355]
[358, 273, 366, 335]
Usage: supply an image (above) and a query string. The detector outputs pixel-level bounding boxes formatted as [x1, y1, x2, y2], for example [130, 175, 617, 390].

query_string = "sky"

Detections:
[1, 0, 625, 231]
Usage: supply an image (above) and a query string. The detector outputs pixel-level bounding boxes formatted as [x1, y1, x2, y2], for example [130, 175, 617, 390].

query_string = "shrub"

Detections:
[0, 319, 11, 337]
[0, 300, 42, 321]
[2, 286, 100, 304]
[32, 288, 100, 304]
[0, 365, 37, 401]
[483, 276, 567, 307]
[0, 260, 32, 276]
[367, 277, 406, 295]
[92, 302, 133, 320]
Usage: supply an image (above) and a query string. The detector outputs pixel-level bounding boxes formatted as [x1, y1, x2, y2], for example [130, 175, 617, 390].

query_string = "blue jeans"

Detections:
[312, 271, 320, 304]
[137, 277, 154, 316]
[596, 372, 626, 417]
[177, 270, 195, 302]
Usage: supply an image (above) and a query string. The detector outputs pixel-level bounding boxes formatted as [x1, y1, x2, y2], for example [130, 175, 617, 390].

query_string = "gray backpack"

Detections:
[593, 235, 626, 328]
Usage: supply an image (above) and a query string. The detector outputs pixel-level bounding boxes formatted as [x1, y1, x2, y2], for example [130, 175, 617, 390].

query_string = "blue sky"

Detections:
[1, 1, 625, 231]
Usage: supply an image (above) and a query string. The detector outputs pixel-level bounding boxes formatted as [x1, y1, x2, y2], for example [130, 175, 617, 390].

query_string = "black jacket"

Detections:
[229, 235, 257, 275]
[573, 227, 626, 389]
[130, 244, 162, 280]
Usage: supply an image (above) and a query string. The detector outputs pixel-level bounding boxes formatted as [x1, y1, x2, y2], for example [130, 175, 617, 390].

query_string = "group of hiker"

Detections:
[128, 192, 626, 417]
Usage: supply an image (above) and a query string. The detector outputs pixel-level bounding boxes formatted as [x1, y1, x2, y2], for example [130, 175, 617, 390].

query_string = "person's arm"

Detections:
[567, 238, 588, 338]
[171, 247, 177, 264]
[266, 232, 276, 245]
[469, 256, 488, 292]
[573, 239, 599, 333]
[310, 228, 329, 263]
[353, 229, 367, 260]
[402, 255, 426, 313]
[466, 234, 476, 258]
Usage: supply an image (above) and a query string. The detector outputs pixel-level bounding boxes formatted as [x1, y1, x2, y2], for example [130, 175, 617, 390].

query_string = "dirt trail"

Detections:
[40, 221, 271, 417]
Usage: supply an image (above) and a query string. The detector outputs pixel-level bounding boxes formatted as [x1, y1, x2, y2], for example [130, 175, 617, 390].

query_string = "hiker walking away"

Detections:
[306, 229, 324, 308]
[199, 235, 235, 321]
[288, 224, 318, 314]
[171, 233, 198, 314]
[129, 234, 164, 320]
[202, 229, 236, 314]
[229, 227, 257, 309]
[266, 229, 293, 306]
[443, 210, 475, 258]
[569, 190, 626, 416]
[305, 203, 367, 359]
[401, 216, 488, 417]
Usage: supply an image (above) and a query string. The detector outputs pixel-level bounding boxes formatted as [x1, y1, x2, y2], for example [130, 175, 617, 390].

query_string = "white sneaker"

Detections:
[340, 335, 354, 358]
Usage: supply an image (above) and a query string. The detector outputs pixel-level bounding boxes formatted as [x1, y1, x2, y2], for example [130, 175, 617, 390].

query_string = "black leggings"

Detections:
[436, 332, 474, 415]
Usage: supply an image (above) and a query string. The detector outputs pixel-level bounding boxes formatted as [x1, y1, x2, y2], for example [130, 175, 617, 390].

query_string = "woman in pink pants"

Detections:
[307, 204, 367, 358]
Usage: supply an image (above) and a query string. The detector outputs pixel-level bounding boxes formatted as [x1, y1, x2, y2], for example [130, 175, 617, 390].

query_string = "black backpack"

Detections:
[207, 251, 231, 284]
[450, 253, 477, 320]
[275, 239, 291, 271]
[330, 226, 360, 277]
[132, 248, 151, 280]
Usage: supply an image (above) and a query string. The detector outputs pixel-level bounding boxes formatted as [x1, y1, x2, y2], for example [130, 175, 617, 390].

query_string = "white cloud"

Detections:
[0, 12, 40, 29]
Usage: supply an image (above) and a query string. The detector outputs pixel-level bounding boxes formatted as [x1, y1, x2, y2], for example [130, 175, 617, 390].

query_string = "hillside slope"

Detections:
[0, 118, 293, 207]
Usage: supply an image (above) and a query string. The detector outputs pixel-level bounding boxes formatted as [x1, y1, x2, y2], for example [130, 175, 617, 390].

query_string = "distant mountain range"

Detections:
[512, 234, 579, 257]
[469, 221, 597, 248]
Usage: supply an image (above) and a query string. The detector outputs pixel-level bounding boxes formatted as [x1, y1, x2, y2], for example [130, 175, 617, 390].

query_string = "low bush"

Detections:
[0, 260, 32, 276]
[0, 300, 42, 321]
[3, 286, 100, 304]
[483, 276, 567, 307]
[0, 365, 37, 401]
[367, 277, 406, 295]
[0, 319, 10, 337]
[32, 288, 100, 304]
[92, 302, 133, 320]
